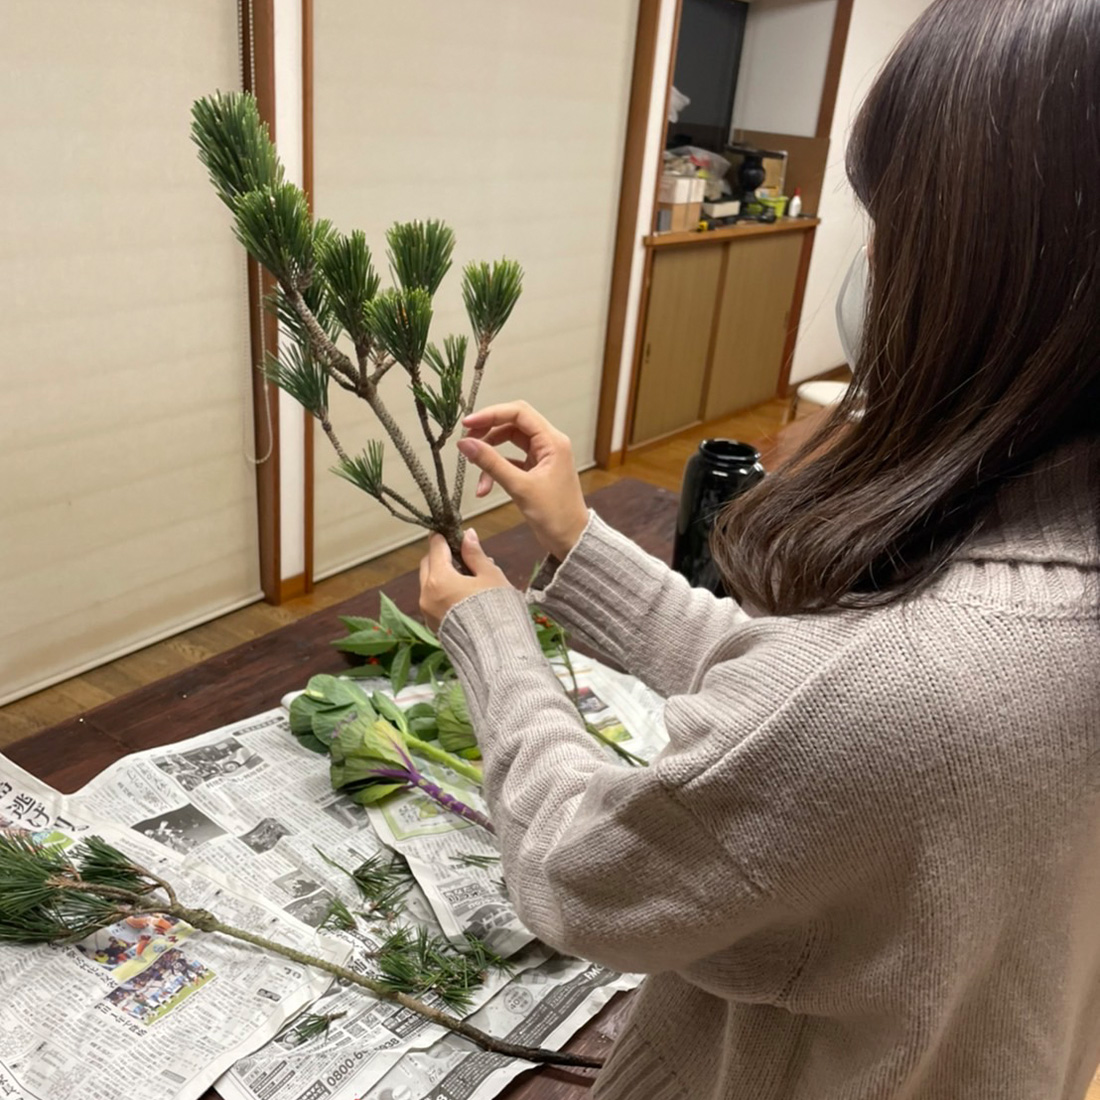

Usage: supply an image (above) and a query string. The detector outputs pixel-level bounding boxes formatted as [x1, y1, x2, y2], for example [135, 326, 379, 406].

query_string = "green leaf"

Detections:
[316, 228, 380, 343]
[303, 675, 374, 711]
[364, 288, 433, 370]
[462, 258, 523, 344]
[415, 649, 451, 684]
[378, 593, 440, 648]
[288, 695, 331, 754]
[436, 682, 477, 754]
[386, 220, 455, 296]
[191, 92, 283, 211]
[233, 181, 315, 288]
[332, 442, 385, 499]
[409, 715, 439, 739]
[348, 782, 405, 805]
[311, 704, 357, 746]
[332, 634, 398, 657]
[339, 616, 382, 634]
[264, 343, 328, 418]
[390, 646, 412, 695]
[370, 692, 409, 736]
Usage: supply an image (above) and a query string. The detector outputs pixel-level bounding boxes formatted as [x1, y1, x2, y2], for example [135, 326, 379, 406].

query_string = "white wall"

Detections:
[733, 0, 838, 138]
[789, 0, 934, 383]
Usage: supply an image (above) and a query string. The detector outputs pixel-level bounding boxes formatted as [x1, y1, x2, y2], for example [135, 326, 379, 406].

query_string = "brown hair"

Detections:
[713, 0, 1100, 615]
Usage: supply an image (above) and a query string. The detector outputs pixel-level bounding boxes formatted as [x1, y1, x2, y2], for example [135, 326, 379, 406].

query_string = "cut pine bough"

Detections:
[191, 93, 523, 560]
[0, 833, 601, 1068]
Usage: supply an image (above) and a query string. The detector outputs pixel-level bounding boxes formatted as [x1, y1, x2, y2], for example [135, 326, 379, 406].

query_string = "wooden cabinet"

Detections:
[630, 247, 723, 444]
[629, 222, 814, 446]
[704, 232, 805, 420]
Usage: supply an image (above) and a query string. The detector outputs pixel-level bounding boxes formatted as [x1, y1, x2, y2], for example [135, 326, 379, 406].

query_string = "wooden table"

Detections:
[6, 477, 680, 1100]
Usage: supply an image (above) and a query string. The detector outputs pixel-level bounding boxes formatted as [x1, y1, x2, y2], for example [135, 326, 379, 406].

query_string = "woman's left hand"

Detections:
[419, 529, 512, 631]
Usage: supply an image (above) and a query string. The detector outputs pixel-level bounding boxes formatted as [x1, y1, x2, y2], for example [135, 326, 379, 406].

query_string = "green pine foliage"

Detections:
[191, 91, 524, 547]
[316, 228, 381, 344]
[192, 92, 283, 209]
[332, 442, 385, 499]
[462, 260, 523, 344]
[386, 220, 456, 296]
[264, 343, 329, 419]
[364, 288, 433, 371]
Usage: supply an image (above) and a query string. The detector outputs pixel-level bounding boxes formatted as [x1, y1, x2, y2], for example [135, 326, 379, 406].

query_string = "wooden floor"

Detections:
[0, 398, 792, 746]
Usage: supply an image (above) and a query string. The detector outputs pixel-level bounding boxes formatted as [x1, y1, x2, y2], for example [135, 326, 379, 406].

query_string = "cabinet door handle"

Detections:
[644, 342, 651, 364]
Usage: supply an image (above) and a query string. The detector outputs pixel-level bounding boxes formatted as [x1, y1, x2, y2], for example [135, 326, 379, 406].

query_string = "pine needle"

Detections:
[286, 1010, 346, 1045]
[321, 896, 357, 932]
[449, 853, 500, 870]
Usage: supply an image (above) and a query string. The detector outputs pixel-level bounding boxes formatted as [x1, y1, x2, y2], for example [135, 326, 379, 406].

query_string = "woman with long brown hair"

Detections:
[418, 0, 1100, 1096]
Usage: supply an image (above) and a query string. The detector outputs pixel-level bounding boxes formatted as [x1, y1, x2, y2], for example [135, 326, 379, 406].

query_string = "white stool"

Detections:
[788, 379, 851, 421]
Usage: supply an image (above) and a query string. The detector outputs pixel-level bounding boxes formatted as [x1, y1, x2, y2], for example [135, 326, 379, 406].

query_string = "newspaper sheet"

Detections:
[0, 651, 665, 1100]
[0, 755, 343, 1100]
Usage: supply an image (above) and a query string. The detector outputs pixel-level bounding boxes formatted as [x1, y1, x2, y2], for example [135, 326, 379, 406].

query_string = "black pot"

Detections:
[672, 440, 765, 594]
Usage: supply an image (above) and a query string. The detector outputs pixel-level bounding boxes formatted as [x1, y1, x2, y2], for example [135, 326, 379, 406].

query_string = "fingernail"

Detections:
[465, 528, 478, 543]
[456, 438, 478, 458]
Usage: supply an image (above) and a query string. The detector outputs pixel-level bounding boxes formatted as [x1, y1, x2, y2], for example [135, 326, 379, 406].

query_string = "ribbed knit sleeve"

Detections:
[439, 586, 790, 975]
[527, 512, 750, 697]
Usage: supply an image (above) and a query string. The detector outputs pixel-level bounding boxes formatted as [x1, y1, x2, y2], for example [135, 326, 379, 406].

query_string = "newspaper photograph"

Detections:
[0, 757, 343, 1100]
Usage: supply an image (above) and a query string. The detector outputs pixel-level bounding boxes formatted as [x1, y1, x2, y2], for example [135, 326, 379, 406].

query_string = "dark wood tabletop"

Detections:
[5, 476, 679, 1100]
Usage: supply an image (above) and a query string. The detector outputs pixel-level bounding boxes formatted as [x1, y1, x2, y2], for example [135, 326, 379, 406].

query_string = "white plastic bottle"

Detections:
[788, 188, 803, 218]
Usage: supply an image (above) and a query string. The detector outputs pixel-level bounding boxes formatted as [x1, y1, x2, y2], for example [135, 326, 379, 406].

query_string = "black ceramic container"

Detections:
[672, 440, 765, 594]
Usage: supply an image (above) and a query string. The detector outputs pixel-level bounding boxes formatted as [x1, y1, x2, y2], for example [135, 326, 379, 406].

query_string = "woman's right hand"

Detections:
[456, 401, 589, 560]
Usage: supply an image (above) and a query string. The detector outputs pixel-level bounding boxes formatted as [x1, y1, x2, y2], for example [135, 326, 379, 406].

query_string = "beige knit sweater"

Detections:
[439, 441, 1100, 1100]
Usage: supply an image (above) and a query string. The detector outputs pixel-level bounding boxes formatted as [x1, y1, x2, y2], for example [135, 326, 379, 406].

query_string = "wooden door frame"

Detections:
[594, 0, 853, 465]
[301, 0, 315, 594]
[593, 0, 681, 468]
[240, 0, 281, 602]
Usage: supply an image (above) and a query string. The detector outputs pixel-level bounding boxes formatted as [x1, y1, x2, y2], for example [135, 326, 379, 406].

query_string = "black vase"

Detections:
[672, 440, 765, 594]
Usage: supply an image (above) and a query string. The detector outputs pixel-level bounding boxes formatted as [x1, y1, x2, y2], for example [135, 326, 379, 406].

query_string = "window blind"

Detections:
[311, 0, 639, 577]
[0, 1, 261, 703]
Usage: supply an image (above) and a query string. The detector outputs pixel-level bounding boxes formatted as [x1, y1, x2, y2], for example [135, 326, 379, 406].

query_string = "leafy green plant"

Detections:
[0, 833, 598, 1067]
[291, 675, 493, 833]
[191, 92, 523, 557]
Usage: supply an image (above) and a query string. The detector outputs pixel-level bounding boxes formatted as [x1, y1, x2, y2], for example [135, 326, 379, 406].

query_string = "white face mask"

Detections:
[836, 245, 869, 369]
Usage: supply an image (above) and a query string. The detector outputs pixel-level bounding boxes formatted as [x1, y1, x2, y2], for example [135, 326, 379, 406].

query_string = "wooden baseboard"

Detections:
[276, 574, 308, 604]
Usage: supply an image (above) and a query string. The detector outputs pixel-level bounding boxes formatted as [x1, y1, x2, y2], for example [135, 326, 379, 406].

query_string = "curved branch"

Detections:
[362, 382, 444, 520]
[380, 485, 433, 526]
[284, 285, 359, 390]
[451, 340, 492, 510]
[320, 418, 350, 464]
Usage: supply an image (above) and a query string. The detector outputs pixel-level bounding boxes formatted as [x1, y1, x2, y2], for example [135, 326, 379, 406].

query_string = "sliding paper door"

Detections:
[0, 1, 261, 703]
[312, 0, 639, 576]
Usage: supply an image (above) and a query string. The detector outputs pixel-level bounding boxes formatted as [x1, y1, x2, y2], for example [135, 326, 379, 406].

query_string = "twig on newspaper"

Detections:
[0, 832, 602, 1069]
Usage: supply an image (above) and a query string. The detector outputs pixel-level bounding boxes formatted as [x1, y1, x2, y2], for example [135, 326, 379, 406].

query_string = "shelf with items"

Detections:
[644, 216, 819, 250]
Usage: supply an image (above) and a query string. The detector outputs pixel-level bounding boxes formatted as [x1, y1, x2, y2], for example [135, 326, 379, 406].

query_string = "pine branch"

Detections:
[320, 418, 350, 464]
[452, 338, 492, 509]
[0, 835, 601, 1069]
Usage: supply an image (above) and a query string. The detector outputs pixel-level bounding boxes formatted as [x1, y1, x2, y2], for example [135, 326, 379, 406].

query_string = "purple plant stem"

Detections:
[372, 767, 496, 835]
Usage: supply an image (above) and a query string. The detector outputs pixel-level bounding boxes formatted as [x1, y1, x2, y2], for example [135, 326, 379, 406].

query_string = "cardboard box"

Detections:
[659, 174, 707, 205]
[703, 199, 742, 218]
[657, 200, 703, 233]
